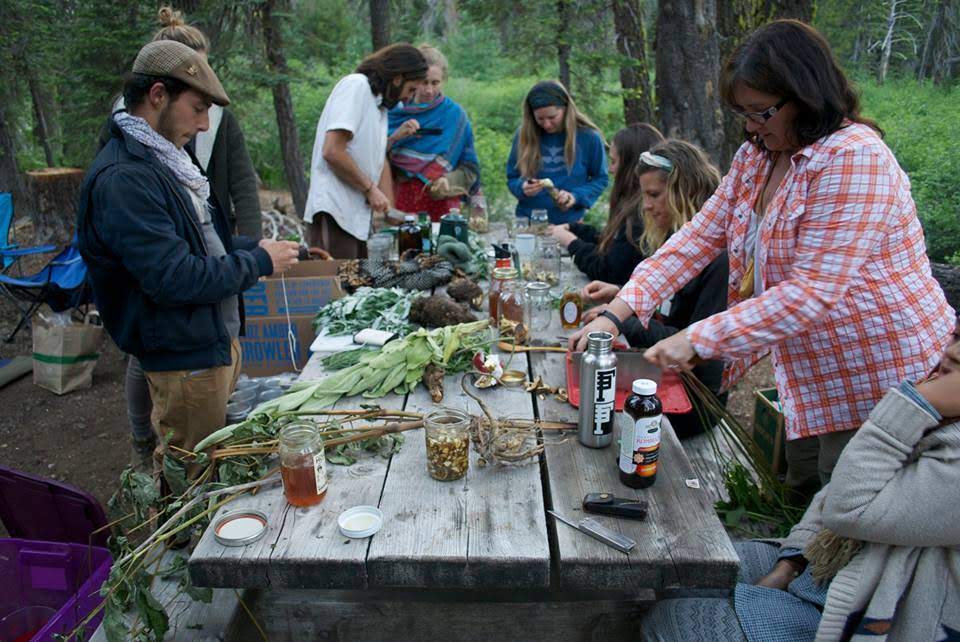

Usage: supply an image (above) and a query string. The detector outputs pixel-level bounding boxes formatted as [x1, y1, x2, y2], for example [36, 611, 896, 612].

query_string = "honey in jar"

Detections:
[560, 287, 582, 329]
[279, 422, 327, 507]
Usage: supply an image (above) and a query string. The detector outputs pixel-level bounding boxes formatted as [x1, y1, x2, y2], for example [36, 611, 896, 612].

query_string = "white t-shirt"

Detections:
[303, 73, 387, 241]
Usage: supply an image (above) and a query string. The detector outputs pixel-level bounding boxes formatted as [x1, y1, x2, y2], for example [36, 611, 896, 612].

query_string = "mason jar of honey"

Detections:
[279, 422, 327, 507]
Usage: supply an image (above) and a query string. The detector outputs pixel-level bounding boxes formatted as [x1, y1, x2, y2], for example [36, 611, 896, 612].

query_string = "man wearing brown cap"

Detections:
[76, 40, 299, 476]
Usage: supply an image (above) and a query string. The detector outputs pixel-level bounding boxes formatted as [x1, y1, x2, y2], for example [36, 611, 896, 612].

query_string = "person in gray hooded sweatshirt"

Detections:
[640, 339, 960, 641]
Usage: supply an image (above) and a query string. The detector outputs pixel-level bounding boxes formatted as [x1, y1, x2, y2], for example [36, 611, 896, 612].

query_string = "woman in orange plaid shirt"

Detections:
[572, 20, 955, 488]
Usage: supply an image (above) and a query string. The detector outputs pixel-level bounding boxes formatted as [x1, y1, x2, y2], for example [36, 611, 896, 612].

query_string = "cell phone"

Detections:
[417, 127, 442, 136]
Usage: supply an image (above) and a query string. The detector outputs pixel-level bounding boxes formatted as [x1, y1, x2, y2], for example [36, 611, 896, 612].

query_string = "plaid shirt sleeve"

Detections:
[616, 156, 735, 322]
[687, 146, 897, 360]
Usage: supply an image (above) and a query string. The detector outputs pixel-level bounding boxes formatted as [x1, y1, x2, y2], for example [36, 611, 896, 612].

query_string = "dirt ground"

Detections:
[0, 204, 774, 523]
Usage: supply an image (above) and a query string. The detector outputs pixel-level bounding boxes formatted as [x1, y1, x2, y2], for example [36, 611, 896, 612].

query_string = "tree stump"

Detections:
[25, 167, 85, 246]
[931, 263, 960, 313]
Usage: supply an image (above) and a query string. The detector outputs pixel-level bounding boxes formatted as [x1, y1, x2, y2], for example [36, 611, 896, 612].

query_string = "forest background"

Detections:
[1, 0, 958, 261]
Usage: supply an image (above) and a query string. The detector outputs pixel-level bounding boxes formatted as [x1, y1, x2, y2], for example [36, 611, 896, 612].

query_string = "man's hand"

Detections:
[755, 559, 804, 591]
[366, 185, 390, 214]
[259, 240, 300, 275]
[939, 338, 960, 375]
[522, 179, 544, 198]
[556, 189, 576, 211]
[644, 332, 698, 371]
[581, 281, 620, 305]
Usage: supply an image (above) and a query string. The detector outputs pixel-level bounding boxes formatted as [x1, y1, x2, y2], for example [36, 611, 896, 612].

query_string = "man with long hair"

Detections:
[304, 44, 428, 258]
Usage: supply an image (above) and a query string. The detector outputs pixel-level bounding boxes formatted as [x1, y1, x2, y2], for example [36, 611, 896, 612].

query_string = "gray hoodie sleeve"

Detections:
[821, 388, 960, 547]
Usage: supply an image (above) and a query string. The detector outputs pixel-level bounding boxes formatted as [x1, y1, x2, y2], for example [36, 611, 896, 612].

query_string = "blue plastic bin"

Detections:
[0, 539, 111, 642]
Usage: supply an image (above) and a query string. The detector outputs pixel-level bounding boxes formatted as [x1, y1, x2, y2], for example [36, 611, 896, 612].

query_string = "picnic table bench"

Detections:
[189, 251, 738, 641]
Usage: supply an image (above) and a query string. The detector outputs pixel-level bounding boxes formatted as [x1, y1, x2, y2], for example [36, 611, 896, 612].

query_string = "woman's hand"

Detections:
[429, 176, 451, 198]
[556, 189, 576, 211]
[391, 119, 420, 143]
[582, 304, 608, 324]
[522, 179, 544, 198]
[569, 314, 620, 352]
[644, 332, 698, 371]
[550, 225, 577, 248]
[755, 559, 804, 591]
[939, 338, 960, 375]
[916, 366, 960, 419]
[581, 281, 620, 305]
[365, 184, 390, 214]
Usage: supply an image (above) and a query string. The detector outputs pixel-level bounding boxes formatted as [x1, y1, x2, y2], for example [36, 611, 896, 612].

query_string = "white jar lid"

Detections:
[214, 510, 268, 547]
[338, 505, 383, 539]
[633, 378, 657, 396]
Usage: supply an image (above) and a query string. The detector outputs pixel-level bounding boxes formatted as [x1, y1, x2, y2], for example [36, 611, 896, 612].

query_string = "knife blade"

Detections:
[547, 510, 636, 553]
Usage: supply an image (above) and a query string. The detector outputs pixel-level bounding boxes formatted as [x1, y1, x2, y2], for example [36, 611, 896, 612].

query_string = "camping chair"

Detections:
[0, 235, 89, 343]
[0, 464, 110, 548]
[0, 192, 56, 271]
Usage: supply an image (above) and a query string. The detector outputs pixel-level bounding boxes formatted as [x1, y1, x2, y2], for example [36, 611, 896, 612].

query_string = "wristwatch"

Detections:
[599, 309, 625, 335]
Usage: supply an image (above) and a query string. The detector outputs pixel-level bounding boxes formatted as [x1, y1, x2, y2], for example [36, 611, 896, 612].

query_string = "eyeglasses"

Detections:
[731, 98, 789, 124]
[640, 151, 673, 172]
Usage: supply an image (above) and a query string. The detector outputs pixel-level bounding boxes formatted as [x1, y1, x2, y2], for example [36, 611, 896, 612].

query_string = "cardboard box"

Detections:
[240, 315, 316, 377]
[242, 260, 344, 318]
[751, 388, 788, 476]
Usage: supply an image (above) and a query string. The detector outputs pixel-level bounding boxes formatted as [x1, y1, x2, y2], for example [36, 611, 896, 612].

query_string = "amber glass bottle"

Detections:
[619, 379, 662, 489]
[560, 287, 582, 329]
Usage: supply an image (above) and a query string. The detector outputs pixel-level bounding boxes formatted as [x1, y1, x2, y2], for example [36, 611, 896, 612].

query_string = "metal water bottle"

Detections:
[578, 331, 618, 448]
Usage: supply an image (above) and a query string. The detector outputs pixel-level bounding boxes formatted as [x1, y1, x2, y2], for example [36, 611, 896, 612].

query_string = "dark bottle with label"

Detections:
[619, 379, 662, 488]
[398, 214, 422, 256]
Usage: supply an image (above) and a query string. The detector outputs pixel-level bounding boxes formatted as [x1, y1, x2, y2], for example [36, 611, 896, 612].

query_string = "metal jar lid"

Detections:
[338, 506, 383, 539]
[214, 510, 268, 547]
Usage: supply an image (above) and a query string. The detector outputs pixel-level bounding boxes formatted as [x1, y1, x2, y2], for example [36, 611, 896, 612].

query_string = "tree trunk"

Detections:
[444, 0, 459, 37]
[370, 0, 391, 51]
[763, 0, 814, 21]
[612, 0, 654, 125]
[24, 168, 84, 246]
[878, 0, 899, 84]
[557, 0, 572, 89]
[716, 0, 759, 169]
[25, 67, 54, 167]
[260, 0, 308, 218]
[421, 0, 440, 38]
[656, 0, 724, 163]
[0, 103, 26, 207]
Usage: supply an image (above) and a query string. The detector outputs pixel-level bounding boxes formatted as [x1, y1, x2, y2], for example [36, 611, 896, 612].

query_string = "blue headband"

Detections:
[527, 85, 568, 110]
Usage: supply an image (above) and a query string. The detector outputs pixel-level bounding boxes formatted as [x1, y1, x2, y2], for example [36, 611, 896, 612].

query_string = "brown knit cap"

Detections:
[132, 40, 229, 106]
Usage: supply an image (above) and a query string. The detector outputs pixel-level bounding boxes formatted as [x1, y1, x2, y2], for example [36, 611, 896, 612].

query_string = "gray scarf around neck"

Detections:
[113, 111, 210, 202]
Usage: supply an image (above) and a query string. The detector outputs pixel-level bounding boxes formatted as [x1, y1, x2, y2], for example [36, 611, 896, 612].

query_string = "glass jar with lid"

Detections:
[525, 281, 553, 333]
[488, 266, 518, 324]
[279, 422, 327, 507]
[424, 407, 471, 481]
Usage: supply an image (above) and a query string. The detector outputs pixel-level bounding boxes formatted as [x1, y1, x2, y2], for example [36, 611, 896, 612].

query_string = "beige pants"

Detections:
[144, 338, 242, 458]
[784, 429, 857, 491]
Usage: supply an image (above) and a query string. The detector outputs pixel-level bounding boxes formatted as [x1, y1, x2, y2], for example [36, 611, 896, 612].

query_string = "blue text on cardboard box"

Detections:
[241, 316, 316, 377]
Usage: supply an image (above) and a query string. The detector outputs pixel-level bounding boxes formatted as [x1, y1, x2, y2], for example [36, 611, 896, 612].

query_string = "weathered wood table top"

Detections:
[190, 254, 738, 599]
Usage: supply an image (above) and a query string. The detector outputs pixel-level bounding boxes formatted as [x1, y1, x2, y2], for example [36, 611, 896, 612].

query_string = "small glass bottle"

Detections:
[418, 212, 432, 254]
[530, 209, 549, 235]
[398, 214, 422, 256]
[534, 236, 561, 287]
[489, 266, 518, 324]
[424, 407, 471, 481]
[525, 281, 553, 333]
[560, 287, 582, 329]
[498, 280, 526, 338]
[619, 379, 663, 488]
[279, 422, 327, 507]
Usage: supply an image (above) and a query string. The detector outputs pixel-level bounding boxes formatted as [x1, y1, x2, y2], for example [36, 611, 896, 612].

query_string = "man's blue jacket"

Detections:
[77, 120, 273, 372]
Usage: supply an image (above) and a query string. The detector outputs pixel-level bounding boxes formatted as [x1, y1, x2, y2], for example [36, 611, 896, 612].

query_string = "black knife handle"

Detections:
[582, 493, 648, 520]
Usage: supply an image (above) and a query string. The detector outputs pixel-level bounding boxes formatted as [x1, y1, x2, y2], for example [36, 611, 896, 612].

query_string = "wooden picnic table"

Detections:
[189, 249, 738, 641]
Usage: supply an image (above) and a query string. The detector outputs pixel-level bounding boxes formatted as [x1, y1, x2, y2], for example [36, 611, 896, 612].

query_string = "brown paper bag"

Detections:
[32, 311, 103, 394]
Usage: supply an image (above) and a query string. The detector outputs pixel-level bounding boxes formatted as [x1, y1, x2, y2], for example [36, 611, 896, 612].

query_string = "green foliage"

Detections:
[857, 76, 960, 262]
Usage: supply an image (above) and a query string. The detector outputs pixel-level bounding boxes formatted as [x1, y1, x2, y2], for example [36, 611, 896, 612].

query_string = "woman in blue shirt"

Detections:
[505, 80, 608, 225]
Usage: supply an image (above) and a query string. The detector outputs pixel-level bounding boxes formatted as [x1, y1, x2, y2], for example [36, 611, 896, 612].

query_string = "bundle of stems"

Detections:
[679, 371, 805, 528]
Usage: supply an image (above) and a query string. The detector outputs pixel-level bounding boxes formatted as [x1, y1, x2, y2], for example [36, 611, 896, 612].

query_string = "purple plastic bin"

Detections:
[0, 465, 110, 548]
[0, 539, 111, 642]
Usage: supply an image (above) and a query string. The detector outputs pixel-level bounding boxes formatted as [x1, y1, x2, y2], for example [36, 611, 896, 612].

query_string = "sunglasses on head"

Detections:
[640, 151, 673, 172]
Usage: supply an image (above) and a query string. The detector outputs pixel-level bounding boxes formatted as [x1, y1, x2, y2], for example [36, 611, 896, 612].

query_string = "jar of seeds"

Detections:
[424, 407, 471, 481]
